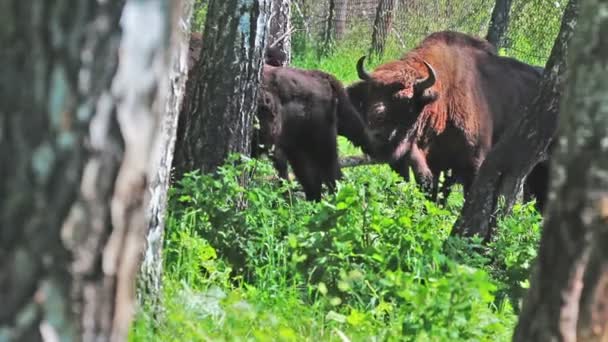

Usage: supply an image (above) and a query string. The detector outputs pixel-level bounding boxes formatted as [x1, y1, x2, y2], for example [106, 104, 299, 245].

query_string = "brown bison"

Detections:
[253, 65, 375, 201]
[348, 31, 543, 200]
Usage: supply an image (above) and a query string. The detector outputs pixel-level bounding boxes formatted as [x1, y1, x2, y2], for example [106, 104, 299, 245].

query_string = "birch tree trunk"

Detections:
[173, 0, 271, 176]
[514, 0, 608, 340]
[370, 0, 397, 57]
[0, 0, 178, 340]
[140, 0, 194, 311]
[269, 0, 292, 65]
[486, 0, 514, 49]
[451, 0, 578, 240]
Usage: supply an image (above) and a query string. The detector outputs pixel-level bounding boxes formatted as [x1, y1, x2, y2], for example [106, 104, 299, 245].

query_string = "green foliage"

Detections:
[191, 0, 207, 32]
[488, 202, 542, 311]
[131, 153, 541, 341]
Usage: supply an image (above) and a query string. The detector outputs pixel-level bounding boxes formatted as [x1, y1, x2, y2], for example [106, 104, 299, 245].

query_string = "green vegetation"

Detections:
[130, 153, 541, 341]
[129, 3, 559, 339]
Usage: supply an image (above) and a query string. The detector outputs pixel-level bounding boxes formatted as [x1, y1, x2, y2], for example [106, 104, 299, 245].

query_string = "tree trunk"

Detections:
[0, 0, 178, 340]
[173, 0, 271, 176]
[320, 0, 336, 56]
[269, 0, 292, 65]
[514, 0, 608, 339]
[486, 0, 514, 49]
[370, 0, 397, 57]
[139, 0, 194, 312]
[451, 0, 579, 240]
[334, 0, 349, 40]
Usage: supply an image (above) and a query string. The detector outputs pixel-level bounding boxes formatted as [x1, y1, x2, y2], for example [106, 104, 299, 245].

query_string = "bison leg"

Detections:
[289, 152, 323, 201]
[408, 143, 435, 197]
[524, 159, 549, 213]
[389, 157, 411, 181]
[437, 171, 458, 206]
[271, 148, 289, 180]
[321, 156, 342, 195]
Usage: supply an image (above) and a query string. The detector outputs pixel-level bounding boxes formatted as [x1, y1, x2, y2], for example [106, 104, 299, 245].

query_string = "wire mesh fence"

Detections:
[292, 0, 567, 66]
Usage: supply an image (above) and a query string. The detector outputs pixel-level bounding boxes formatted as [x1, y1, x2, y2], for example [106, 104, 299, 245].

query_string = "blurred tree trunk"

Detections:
[140, 0, 194, 312]
[451, 0, 578, 240]
[269, 0, 292, 64]
[514, 1, 608, 340]
[486, 0, 513, 49]
[370, 0, 397, 57]
[0, 0, 179, 340]
[173, 0, 271, 176]
[334, 0, 349, 40]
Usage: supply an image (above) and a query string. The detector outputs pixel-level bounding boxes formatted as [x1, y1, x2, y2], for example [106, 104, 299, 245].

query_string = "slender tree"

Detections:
[514, 0, 608, 339]
[173, 0, 271, 175]
[486, 0, 514, 49]
[334, 0, 349, 40]
[320, 0, 337, 56]
[370, 0, 397, 57]
[269, 0, 292, 64]
[140, 0, 194, 311]
[0, 0, 181, 340]
[452, 0, 578, 240]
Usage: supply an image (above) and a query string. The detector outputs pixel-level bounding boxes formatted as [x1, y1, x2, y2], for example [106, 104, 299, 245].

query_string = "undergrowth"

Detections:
[131, 14, 545, 341]
[130, 154, 541, 341]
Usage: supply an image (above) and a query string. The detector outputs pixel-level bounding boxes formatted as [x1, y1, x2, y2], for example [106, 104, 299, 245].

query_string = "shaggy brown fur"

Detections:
[255, 65, 374, 201]
[349, 31, 543, 197]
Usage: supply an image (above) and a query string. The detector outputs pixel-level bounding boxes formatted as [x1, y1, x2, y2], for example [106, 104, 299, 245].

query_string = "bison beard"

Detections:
[253, 65, 374, 201]
[348, 30, 546, 204]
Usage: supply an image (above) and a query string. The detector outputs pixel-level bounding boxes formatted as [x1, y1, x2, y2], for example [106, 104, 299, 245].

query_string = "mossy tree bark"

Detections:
[451, 0, 578, 240]
[514, 1, 608, 340]
[173, 0, 271, 176]
[0, 0, 180, 340]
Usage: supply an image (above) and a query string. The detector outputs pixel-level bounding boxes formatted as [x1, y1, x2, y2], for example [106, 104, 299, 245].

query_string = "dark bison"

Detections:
[254, 65, 375, 201]
[348, 31, 544, 201]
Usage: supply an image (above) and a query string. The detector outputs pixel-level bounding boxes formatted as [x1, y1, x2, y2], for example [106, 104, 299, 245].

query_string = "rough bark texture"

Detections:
[334, 0, 349, 40]
[514, 1, 608, 340]
[269, 0, 292, 65]
[0, 0, 177, 340]
[173, 0, 271, 176]
[486, 0, 513, 49]
[140, 0, 194, 311]
[451, 0, 578, 240]
[370, 0, 397, 57]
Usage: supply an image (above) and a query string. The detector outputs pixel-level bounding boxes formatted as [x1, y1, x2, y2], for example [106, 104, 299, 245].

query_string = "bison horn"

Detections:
[414, 61, 436, 94]
[356, 56, 372, 81]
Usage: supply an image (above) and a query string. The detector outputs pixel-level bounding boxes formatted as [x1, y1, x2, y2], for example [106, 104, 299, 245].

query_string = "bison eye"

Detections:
[372, 103, 386, 115]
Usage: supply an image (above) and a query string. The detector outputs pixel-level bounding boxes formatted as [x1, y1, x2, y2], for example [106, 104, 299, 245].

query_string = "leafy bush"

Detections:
[131, 152, 541, 341]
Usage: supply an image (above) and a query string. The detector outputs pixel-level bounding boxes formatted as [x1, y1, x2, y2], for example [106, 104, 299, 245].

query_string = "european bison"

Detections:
[348, 31, 543, 200]
[254, 65, 375, 201]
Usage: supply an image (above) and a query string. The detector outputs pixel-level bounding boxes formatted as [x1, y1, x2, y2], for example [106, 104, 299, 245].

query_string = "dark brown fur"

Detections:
[349, 31, 543, 198]
[254, 65, 374, 201]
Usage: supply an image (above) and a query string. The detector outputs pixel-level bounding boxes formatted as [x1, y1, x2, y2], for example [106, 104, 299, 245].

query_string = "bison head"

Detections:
[351, 56, 438, 161]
